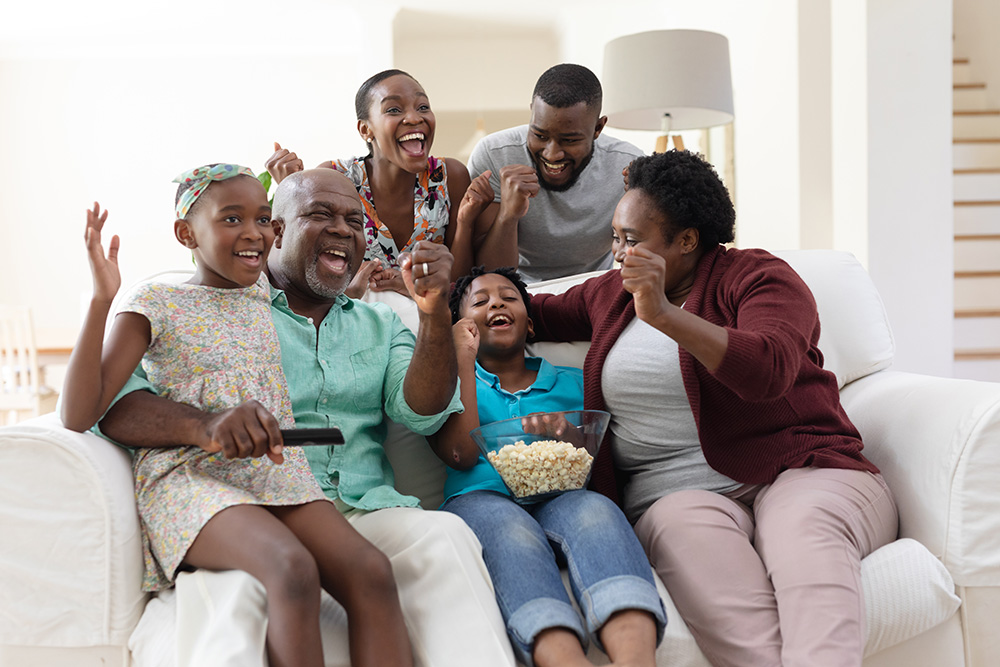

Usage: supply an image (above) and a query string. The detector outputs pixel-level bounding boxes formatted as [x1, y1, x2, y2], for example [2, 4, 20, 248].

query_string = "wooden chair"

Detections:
[0, 305, 57, 425]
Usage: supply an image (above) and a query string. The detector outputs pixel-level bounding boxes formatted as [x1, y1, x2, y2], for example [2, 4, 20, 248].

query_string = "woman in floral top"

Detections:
[266, 69, 476, 297]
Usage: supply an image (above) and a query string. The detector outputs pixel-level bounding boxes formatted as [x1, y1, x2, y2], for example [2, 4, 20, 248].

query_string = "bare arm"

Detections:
[472, 164, 538, 270]
[100, 389, 214, 447]
[61, 203, 150, 432]
[442, 158, 475, 281]
[99, 388, 287, 462]
[398, 241, 459, 415]
[428, 319, 481, 469]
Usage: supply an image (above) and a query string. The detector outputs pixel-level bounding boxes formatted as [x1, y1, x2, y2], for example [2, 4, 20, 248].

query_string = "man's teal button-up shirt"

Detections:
[268, 288, 462, 510]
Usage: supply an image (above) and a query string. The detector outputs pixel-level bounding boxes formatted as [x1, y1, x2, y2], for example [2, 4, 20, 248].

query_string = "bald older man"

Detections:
[100, 169, 514, 667]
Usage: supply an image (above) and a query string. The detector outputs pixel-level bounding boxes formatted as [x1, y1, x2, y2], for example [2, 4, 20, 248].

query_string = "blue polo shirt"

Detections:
[442, 356, 584, 502]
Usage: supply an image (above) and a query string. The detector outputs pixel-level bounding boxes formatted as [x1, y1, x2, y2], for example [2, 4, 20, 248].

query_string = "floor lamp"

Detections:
[602, 29, 735, 153]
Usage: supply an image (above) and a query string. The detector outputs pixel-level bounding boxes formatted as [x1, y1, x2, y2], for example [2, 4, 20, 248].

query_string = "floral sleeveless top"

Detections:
[331, 155, 450, 268]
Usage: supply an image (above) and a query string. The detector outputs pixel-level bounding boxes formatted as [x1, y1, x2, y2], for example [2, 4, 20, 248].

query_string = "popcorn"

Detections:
[486, 439, 594, 498]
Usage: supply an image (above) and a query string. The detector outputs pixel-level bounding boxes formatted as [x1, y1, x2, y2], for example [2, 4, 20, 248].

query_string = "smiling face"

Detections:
[358, 74, 435, 173]
[611, 188, 702, 302]
[174, 176, 273, 289]
[526, 98, 606, 191]
[270, 170, 367, 302]
[459, 272, 534, 358]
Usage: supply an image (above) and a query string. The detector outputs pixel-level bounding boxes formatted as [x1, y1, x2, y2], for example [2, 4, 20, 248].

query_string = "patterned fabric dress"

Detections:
[120, 274, 328, 592]
[331, 156, 451, 268]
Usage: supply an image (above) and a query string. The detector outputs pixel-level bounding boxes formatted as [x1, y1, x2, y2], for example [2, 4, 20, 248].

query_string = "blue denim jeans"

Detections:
[442, 489, 666, 666]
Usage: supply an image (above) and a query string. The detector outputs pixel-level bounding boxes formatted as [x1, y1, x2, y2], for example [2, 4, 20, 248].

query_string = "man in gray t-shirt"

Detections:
[464, 64, 643, 283]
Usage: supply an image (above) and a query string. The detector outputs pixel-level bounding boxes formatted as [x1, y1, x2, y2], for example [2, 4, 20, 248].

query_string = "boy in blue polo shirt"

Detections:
[433, 267, 665, 667]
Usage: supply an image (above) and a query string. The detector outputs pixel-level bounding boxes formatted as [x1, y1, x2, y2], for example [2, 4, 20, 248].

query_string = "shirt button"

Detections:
[307, 317, 314, 324]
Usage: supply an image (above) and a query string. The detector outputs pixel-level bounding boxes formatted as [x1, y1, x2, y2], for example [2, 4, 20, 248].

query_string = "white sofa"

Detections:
[2, 249, 999, 667]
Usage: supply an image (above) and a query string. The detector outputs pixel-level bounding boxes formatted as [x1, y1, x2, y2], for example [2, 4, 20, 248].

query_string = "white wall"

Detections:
[0, 1, 392, 347]
[798, 0, 834, 250]
[864, 0, 953, 377]
[827, 0, 954, 377]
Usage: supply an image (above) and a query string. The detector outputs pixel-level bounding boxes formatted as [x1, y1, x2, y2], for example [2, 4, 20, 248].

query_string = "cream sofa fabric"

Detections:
[1, 250, 996, 666]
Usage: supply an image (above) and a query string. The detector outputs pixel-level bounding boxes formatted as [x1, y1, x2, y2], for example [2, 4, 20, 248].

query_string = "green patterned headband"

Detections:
[173, 163, 255, 218]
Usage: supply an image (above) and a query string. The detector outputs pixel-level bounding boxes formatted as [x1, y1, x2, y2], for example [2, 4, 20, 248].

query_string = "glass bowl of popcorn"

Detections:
[470, 410, 610, 504]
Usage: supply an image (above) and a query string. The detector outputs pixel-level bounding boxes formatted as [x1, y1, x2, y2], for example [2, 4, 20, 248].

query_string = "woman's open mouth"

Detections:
[398, 132, 426, 157]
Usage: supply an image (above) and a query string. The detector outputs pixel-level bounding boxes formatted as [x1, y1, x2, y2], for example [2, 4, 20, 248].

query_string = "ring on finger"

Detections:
[422, 262, 429, 277]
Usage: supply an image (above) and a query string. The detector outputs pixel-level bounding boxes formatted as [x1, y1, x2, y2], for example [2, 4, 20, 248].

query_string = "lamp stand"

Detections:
[654, 114, 686, 153]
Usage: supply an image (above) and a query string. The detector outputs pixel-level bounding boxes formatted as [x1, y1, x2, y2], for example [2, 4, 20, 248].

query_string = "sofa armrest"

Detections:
[840, 370, 1000, 588]
[0, 413, 147, 648]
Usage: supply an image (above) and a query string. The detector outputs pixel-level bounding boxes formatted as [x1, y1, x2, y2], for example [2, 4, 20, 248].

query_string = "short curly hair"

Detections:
[449, 266, 531, 325]
[532, 63, 602, 111]
[626, 151, 735, 247]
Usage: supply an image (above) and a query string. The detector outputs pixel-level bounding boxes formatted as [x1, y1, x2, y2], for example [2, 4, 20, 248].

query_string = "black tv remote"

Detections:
[279, 428, 345, 446]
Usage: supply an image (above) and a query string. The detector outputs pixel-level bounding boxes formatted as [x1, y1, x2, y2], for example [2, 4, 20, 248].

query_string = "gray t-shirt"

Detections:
[602, 317, 741, 523]
[467, 124, 642, 283]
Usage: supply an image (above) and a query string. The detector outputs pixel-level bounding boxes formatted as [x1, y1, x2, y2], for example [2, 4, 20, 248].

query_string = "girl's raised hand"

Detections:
[85, 202, 121, 305]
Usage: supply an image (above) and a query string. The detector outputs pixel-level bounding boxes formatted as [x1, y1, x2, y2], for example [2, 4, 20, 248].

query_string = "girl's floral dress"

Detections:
[120, 274, 327, 591]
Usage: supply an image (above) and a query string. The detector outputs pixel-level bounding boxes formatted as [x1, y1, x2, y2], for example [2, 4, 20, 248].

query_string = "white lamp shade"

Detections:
[603, 29, 734, 131]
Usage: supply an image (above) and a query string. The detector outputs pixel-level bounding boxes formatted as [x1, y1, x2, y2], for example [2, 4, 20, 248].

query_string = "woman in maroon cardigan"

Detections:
[530, 151, 898, 667]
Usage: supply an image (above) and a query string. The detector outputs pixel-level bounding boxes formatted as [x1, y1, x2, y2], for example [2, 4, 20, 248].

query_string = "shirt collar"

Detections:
[269, 283, 354, 316]
[474, 356, 556, 394]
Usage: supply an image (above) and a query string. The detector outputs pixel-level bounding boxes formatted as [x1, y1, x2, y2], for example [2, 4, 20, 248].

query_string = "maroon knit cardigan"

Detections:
[530, 245, 878, 506]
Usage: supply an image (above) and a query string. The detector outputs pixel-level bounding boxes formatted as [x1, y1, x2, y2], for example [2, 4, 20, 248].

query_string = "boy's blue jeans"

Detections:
[442, 489, 666, 666]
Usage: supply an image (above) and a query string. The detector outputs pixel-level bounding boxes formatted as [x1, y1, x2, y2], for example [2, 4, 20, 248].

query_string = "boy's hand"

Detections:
[84, 202, 120, 305]
[452, 318, 480, 362]
[521, 412, 584, 447]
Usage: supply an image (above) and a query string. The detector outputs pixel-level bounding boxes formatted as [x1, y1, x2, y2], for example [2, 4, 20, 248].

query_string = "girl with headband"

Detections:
[61, 164, 414, 667]
[264, 69, 477, 298]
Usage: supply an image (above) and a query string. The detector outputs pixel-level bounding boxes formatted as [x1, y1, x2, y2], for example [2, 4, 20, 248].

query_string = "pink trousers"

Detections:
[634, 467, 898, 667]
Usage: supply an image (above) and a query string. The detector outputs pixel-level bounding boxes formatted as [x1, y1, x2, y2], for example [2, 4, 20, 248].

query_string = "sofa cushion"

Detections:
[772, 250, 894, 388]
[0, 414, 147, 648]
[861, 538, 961, 656]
